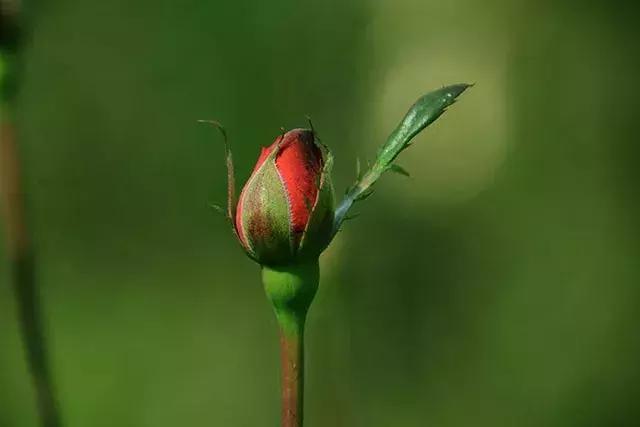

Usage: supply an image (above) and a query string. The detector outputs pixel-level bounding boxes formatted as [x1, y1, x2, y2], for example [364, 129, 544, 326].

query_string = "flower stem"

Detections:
[279, 317, 304, 427]
[262, 260, 319, 427]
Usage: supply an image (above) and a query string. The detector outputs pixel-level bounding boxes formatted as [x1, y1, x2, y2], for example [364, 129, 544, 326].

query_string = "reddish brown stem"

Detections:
[2, 3, 62, 426]
[279, 325, 304, 427]
[0, 118, 29, 255]
[1, 118, 62, 427]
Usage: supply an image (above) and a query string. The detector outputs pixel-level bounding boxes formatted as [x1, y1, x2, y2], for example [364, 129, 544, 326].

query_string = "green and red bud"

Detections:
[234, 129, 335, 267]
[206, 84, 471, 267]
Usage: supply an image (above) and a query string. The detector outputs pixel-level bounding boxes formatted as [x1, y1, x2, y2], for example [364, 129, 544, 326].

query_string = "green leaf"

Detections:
[376, 84, 471, 166]
[333, 83, 471, 235]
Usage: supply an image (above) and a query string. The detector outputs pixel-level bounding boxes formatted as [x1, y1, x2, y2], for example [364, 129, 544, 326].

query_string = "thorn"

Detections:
[388, 163, 410, 177]
[344, 212, 361, 221]
[355, 187, 374, 201]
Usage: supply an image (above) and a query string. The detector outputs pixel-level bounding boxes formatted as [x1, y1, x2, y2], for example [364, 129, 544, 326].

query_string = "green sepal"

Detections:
[198, 120, 237, 223]
[298, 144, 335, 260]
[239, 145, 293, 266]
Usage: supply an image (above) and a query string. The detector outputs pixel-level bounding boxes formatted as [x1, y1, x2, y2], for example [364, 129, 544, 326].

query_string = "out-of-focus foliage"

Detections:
[1, 0, 639, 426]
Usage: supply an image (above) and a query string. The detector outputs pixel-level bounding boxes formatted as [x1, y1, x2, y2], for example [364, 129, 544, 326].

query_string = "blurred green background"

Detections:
[1, 0, 639, 426]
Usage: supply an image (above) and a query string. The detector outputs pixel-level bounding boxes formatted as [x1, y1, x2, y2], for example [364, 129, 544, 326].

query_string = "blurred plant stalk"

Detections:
[1, 1, 62, 426]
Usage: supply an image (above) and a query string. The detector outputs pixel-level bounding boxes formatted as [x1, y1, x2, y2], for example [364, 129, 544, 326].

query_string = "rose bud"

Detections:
[234, 129, 335, 267]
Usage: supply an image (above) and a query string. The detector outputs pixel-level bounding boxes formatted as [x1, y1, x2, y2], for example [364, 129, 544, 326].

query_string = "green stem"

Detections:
[262, 260, 319, 427]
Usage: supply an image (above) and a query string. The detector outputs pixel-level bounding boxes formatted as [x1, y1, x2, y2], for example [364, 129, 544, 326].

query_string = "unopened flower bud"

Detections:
[234, 129, 334, 266]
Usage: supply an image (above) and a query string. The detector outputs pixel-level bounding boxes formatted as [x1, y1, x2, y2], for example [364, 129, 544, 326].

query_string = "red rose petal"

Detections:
[275, 130, 322, 245]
